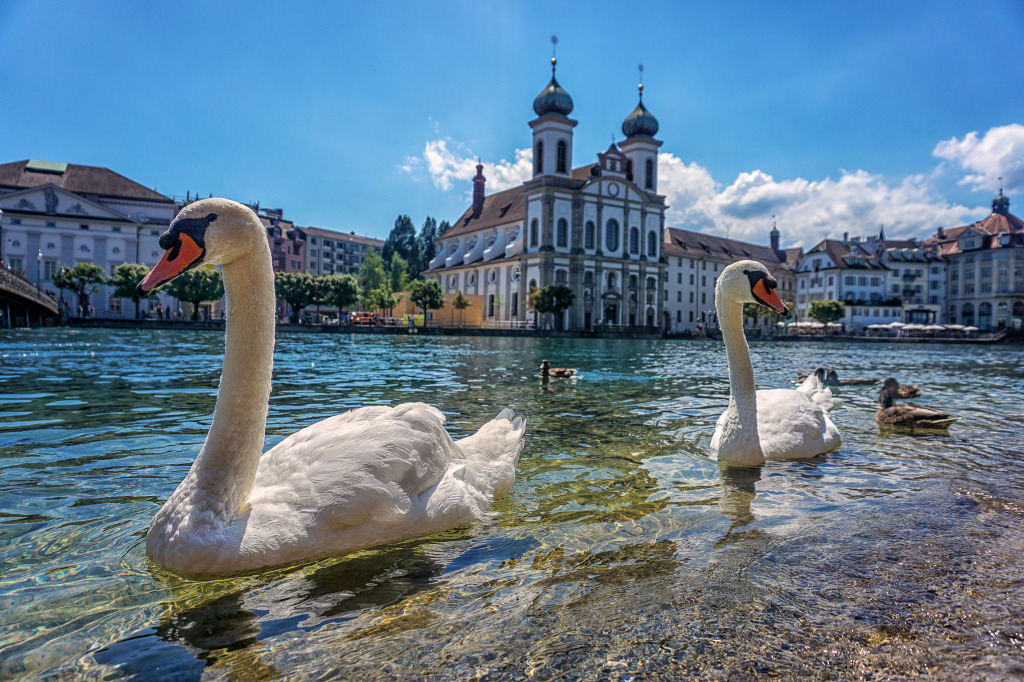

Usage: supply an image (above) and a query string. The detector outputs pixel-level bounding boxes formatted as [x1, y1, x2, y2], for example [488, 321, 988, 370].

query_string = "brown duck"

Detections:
[875, 378, 957, 429]
[540, 360, 577, 378]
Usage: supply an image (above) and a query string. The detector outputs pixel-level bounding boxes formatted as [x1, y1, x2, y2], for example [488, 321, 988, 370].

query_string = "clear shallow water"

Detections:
[1, 328, 1023, 681]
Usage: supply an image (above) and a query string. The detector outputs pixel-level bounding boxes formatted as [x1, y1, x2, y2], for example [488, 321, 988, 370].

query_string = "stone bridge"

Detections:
[0, 267, 60, 326]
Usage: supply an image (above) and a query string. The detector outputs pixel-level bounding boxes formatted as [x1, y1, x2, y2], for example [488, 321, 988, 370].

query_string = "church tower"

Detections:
[619, 66, 662, 194]
[529, 39, 576, 179]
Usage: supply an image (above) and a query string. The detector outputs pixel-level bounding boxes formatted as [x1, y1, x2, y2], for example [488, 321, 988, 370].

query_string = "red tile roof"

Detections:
[664, 227, 800, 270]
[923, 209, 1024, 256]
[0, 160, 173, 203]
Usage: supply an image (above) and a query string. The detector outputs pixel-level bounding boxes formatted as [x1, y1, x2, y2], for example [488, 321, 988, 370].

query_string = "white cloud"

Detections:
[659, 154, 978, 248]
[933, 124, 1024, 194]
[401, 138, 532, 193]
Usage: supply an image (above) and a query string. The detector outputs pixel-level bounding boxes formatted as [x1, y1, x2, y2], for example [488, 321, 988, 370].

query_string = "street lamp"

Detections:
[36, 249, 43, 287]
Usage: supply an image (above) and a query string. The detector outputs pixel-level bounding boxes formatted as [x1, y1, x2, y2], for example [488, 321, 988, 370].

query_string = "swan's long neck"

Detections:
[716, 288, 764, 465]
[191, 241, 276, 516]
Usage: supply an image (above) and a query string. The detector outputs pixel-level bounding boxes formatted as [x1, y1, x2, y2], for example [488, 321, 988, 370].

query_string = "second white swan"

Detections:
[710, 260, 841, 466]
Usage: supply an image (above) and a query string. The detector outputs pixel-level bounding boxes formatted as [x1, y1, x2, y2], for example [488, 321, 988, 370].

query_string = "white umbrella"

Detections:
[903, 324, 925, 331]
[866, 323, 888, 329]
[945, 324, 965, 330]
[888, 321, 907, 328]
[963, 326, 979, 332]
[924, 324, 946, 331]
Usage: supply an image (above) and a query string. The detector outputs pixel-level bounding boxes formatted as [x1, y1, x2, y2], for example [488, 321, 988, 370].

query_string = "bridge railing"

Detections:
[0, 268, 60, 315]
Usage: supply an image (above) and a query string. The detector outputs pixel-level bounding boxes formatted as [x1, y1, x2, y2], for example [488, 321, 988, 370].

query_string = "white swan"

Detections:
[710, 260, 841, 466]
[137, 198, 526, 577]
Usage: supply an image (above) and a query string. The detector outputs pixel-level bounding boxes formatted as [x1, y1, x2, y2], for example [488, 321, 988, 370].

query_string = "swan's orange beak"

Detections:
[753, 279, 788, 315]
[137, 234, 204, 294]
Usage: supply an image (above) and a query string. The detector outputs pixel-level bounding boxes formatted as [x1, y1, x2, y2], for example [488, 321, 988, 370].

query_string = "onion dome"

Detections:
[622, 83, 659, 138]
[533, 58, 574, 117]
[993, 191, 1010, 216]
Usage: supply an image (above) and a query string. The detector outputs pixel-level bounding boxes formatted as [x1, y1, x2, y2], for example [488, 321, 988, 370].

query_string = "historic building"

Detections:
[794, 236, 897, 330]
[662, 224, 801, 333]
[424, 58, 668, 330]
[300, 225, 383, 276]
[924, 191, 1024, 330]
[0, 159, 178, 317]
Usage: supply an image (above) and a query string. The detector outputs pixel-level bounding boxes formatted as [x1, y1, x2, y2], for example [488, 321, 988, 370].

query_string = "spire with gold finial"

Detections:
[622, 63, 659, 138]
[533, 35, 573, 117]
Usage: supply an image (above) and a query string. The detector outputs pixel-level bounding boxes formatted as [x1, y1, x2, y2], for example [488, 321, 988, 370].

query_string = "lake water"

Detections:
[1, 328, 1023, 680]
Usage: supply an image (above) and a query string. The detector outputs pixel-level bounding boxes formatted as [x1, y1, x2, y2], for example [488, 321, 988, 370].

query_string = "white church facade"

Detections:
[424, 58, 668, 331]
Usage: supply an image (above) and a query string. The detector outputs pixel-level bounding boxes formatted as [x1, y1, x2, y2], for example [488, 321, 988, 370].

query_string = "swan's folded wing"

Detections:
[755, 388, 841, 460]
[252, 403, 456, 529]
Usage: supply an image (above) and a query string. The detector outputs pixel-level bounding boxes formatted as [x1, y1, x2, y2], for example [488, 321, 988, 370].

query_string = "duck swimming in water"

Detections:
[875, 377, 957, 429]
[540, 360, 577, 378]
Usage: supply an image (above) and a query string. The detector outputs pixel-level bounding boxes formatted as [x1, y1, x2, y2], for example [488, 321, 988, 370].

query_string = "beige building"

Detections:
[924, 192, 1024, 330]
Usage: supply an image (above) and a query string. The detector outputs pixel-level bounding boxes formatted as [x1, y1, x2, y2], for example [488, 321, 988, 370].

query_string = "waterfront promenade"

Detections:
[63, 315, 1020, 344]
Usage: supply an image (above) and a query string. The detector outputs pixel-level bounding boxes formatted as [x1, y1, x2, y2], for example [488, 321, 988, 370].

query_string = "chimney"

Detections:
[472, 163, 486, 216]
[937, 226, 945, 239]
[843, 231, 849, 243]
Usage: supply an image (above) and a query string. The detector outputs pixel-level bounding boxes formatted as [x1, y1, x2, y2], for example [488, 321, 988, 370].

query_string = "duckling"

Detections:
[875, 378, 957, 429]
[824, 368, 879, 387]
[540, 360, 577, 378]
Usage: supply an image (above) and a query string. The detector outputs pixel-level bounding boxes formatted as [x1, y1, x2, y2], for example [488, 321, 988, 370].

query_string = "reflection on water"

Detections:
[1, 328, 1023, 680]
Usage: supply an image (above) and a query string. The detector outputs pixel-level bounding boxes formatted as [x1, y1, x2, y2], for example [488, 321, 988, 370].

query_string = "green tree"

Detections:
[452, 291, 472, 327]
[417, 216, 438, 274]
[358, 248, 387, 302]
[319, 273, 358, 314]
[274, 272, 318, 322]
[808, 299, 846, 326]
[409, 278, 444, 319]
[52, 263, 106, 314]
[529, 284, 575, 330]
[438, 220, 452, 236]
[108, 263, 154, 319]
[368, 282, 401, 317]
[383, 214, 420, 269]
[388, 253, 410, 293]
[166, 266, 225, 320]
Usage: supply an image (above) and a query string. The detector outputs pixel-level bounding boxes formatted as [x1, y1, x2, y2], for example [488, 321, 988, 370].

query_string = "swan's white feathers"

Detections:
[752, 388, 842, 460]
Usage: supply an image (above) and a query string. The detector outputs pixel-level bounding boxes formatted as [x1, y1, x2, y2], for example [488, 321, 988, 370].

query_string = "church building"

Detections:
[424, 57, 668, 330]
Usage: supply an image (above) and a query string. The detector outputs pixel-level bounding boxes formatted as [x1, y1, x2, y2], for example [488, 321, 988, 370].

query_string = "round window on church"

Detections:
[467, 272, 476, 286]
[511, 265, 521, 281]
[488, 269, 497, 284]
[448, 274, 457, 289]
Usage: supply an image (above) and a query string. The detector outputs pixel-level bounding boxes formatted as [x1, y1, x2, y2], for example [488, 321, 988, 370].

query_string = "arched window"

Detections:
[555, 269, 567, 284]
[584, 270, 594, 285]
[606, 219, 619, 252]
[556, 140, 567, 174]
[646, 276, 656, 290]
[979, 302, 993, 330]
[629, 274, 638, 288]
[962, 302, 974, 326]
[534, 141, 544, 175]
[645, 159, 654, 189]
[584, 221, 595, 249]
[625, 159, 634, 181]
[530, 219, 539, 247]
[556, 218, 568, 247]
[629, 228, 639, 254]
[647, 231, 657, 257]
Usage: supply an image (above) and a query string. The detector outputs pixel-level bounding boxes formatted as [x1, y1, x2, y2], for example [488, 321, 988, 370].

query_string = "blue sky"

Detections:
[3, 0, 1022, 248]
